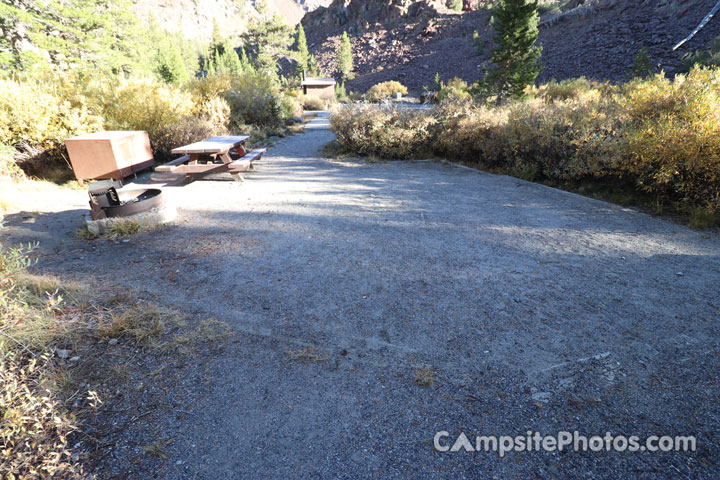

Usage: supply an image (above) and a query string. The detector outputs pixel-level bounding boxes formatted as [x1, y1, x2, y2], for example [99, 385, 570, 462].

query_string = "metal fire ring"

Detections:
[103, 189, 164, 218]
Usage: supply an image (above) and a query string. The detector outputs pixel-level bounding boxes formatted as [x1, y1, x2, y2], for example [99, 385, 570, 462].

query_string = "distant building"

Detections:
[301, 77, 336, 100]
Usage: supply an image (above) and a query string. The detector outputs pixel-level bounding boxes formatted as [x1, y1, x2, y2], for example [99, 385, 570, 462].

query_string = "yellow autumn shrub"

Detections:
[331, 104, 433, 159]
[97, 77, 196, 134]
[617, 68, 720, 210]
[437, 77, 473, 102]
[332, 66, 720, 218]
[430, 100, 507, 166]
[365, 81, 408, 102]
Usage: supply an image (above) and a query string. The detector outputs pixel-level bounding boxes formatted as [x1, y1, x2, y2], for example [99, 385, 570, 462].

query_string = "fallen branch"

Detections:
[673, 0, 720, 50]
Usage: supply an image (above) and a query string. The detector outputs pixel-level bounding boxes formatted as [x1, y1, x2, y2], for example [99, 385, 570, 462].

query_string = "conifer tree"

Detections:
[483, 0, 542, 102]
[239, 47, 254, 73]
[219, 38, 243, 75]
[337, 31, 353, 78]
[308, 53, 320, 76]
[210, 20, 224, 56]
[295, 23, 309, 74]
[155, 35, 189, 84]
[242, 13, 294, 73]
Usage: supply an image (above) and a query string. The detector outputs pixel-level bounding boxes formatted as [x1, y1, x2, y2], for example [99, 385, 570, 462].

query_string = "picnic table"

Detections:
[154, 135, 266, 181]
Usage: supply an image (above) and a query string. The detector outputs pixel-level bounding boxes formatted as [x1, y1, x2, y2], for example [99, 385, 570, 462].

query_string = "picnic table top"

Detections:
[171, 135, 250, 155]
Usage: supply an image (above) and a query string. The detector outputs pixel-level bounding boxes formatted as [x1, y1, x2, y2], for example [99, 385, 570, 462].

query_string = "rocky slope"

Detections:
[301, 0, 720, 93]
[132, 0, 331, 41]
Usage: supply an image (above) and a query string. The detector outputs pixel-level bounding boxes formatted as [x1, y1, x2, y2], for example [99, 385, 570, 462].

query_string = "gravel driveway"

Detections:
[2, 113, 719, 478]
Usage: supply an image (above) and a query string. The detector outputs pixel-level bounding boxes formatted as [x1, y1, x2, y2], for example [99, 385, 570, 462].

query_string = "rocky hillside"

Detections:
[301, 0, 720, 93]
[132, 0, 331, 41]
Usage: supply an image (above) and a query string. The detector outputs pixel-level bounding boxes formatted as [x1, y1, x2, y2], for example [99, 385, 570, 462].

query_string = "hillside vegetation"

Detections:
[0, 1, 313, 182]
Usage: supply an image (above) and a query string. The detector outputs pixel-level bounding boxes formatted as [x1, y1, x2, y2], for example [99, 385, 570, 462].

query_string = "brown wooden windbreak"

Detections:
[65, 131, 153, 181]
[155, 135, 266, 181]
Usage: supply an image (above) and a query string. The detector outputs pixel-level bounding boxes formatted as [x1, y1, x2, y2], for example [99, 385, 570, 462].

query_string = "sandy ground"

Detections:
[1, 113, 719, 479]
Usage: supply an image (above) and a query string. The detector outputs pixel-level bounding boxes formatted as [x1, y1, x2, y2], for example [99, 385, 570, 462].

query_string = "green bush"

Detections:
[682, 35, 720, 70]
[225, 71, 294, 128]
[365, 81, 408, 102]
[331, 67, 720, 218]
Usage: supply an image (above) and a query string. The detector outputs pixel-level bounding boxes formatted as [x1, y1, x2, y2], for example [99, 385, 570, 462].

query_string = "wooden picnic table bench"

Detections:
[155, 135, 266, 181]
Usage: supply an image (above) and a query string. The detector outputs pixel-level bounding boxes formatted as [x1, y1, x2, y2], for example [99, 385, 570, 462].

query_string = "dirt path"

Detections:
[2, 113, 719, 478]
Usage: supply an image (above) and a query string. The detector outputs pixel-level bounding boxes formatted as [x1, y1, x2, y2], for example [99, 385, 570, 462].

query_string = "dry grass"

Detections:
[1, 243, 85, 477]
[98, 303, 177, 346]
[0, 241, 240, 477]
[413, 367, 436, 387]
[107, 219, 141, 238]
[169, 318, 232, 354]
[76, 224, 99, 240]
[285, 346, 330, 363]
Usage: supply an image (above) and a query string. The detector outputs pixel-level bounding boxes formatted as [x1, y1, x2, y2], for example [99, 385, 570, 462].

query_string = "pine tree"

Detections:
[483, 0, 542, 102]
[632, 46, 652, 78]
[155, 35, 189, 84]
[308, 53, 320, 76]
[239, 47, 254, 73]
[219, 38, 243, 75]
[210, 20, 224, 56]
[295, 23, 309, 74]
[2, 0, 154, 75]
[241, 13, 294, 73]
[337, 31, 353, 78]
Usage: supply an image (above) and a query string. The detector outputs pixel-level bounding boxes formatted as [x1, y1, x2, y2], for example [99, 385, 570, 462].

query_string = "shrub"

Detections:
[448, 0, 463, 11]
[430, 100, 507, 166]
[682, 35, 720, 70]
[150, 117, 219, 163]
[186, 74, 234, 101]
[616, 69, 720, 211]
[98, 77, 196, 136]
[365, 81, 408, 102]
[0, 244, 83, 478]
[1, 350, 83, 478]
[225, 71, 293, 127]
[0, 78, 104, 176]
[532, 77, 602, 102]
[330, 104, 432, 159]
[331, 66, 720, 219]
[196, 96, 231, 133]
[335, 81, 349, 103]
[0, 143, 22, 179]
[632, 46, 653, 78]
[0, 79, 102, 148]
[437, 77, 473, 102]
[301, 95, 325, 110]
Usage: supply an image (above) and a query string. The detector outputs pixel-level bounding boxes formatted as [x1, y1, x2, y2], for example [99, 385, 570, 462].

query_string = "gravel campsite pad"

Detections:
[2, 113, 719, 478]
